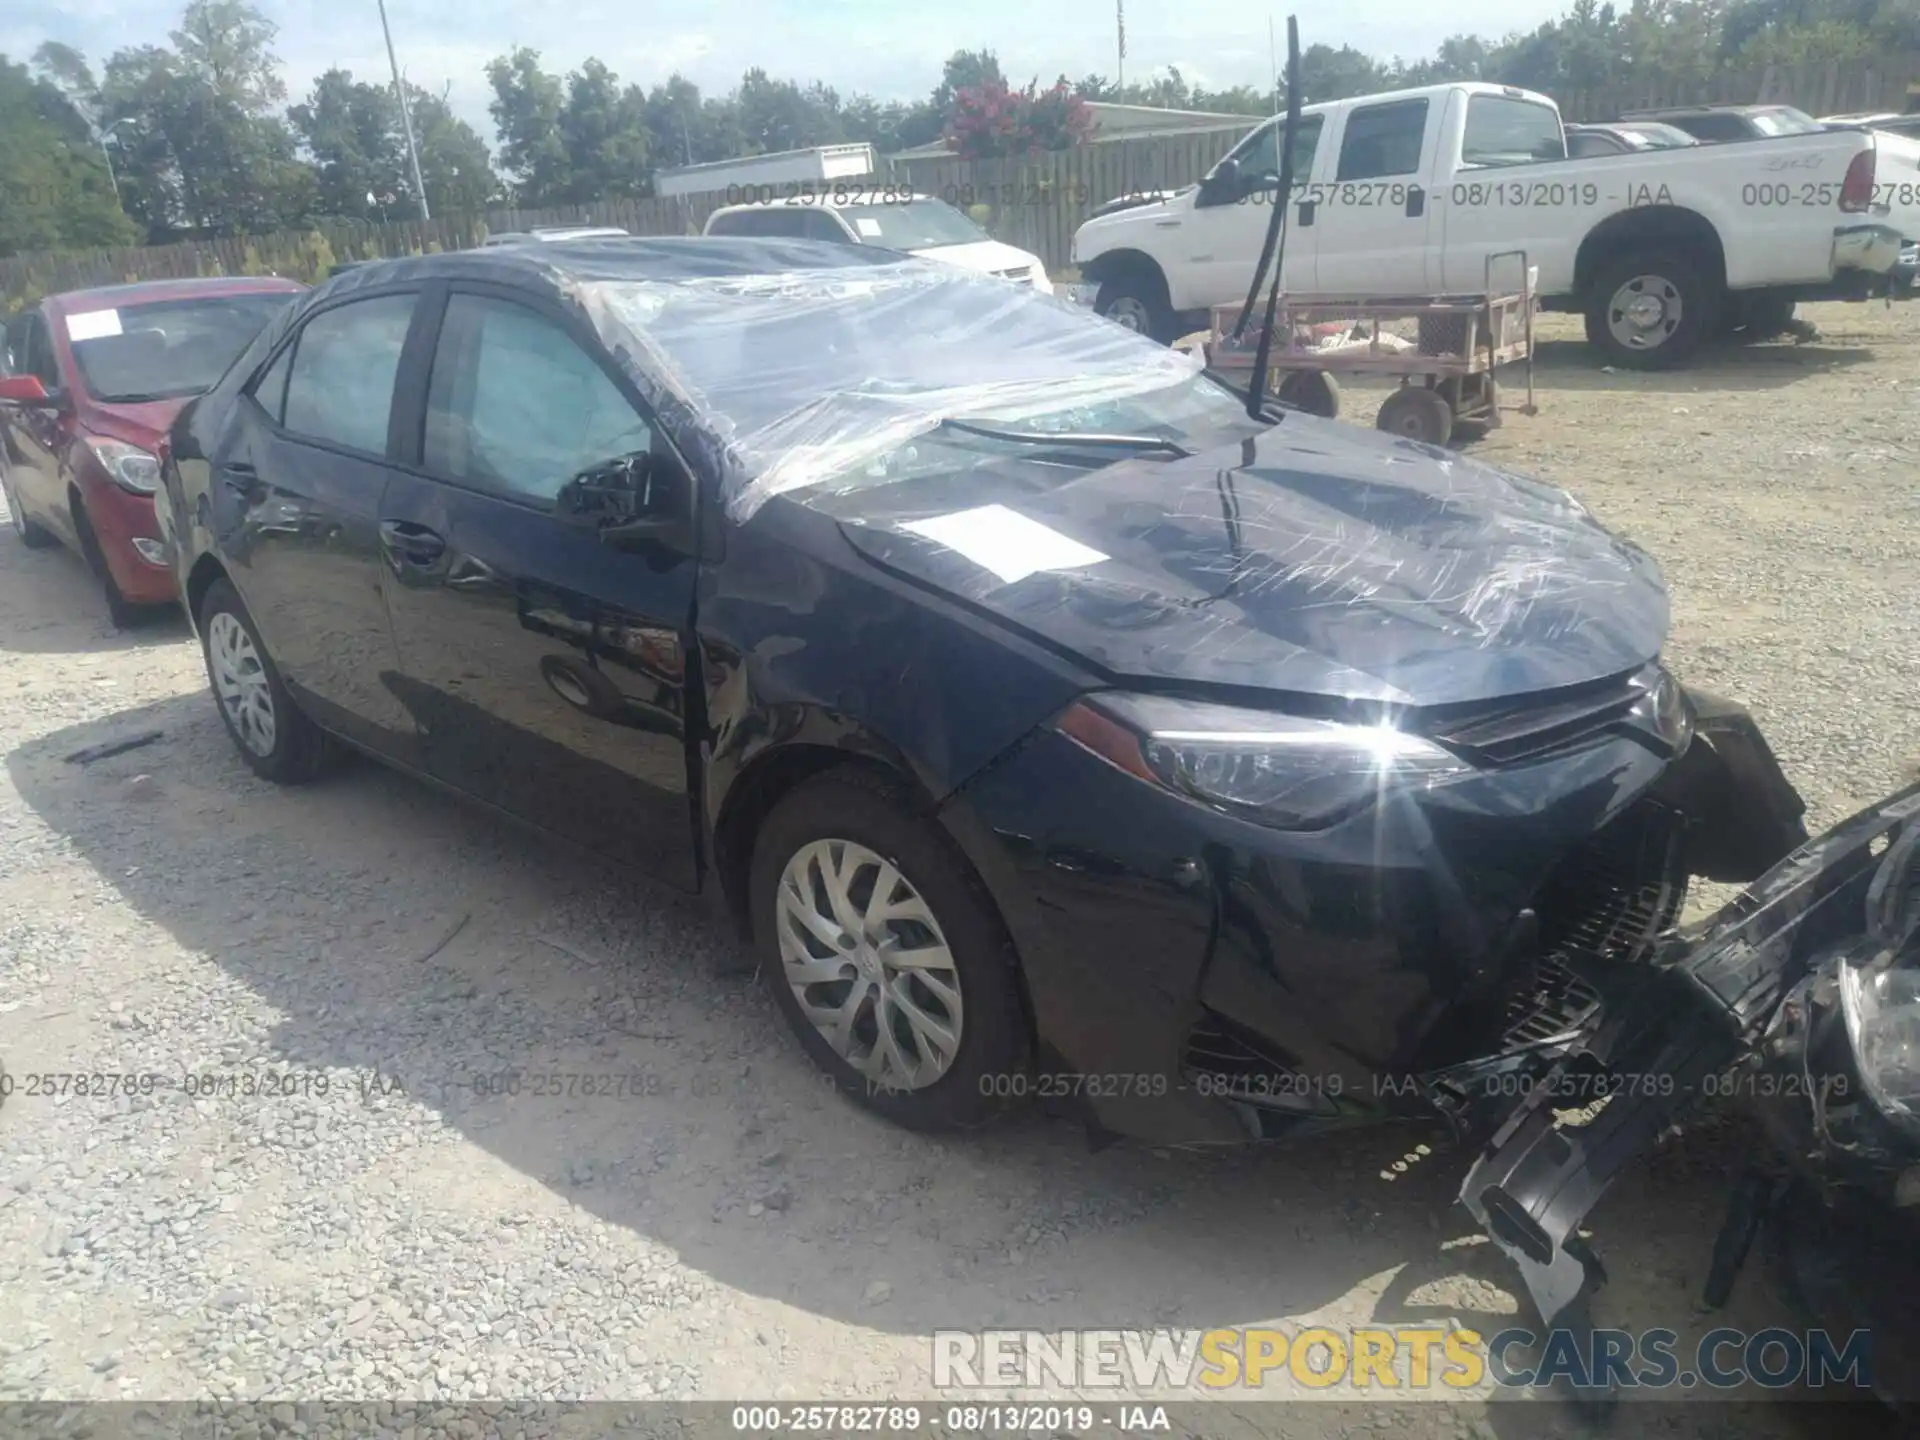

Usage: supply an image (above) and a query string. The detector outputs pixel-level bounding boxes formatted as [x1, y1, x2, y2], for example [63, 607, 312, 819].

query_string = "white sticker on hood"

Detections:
[66, 309, 122, 341]
[900, 504, 1108, 585]
[854, 217, 882, 238]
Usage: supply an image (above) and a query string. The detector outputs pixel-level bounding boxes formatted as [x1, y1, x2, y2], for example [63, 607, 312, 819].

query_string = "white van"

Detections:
[703, 194, 1051, 294]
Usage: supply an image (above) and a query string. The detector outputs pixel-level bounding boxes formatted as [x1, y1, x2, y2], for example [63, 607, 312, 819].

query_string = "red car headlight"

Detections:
[83, 436, 162, 495]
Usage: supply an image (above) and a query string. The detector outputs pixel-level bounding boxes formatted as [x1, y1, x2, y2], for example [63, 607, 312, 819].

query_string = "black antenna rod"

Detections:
[1238, 15, 1302, 420]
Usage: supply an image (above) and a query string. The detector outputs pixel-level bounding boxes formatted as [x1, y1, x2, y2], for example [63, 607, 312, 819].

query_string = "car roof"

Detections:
[1617, 103, 1786, 118]
[41, 276, 306, 316]
[710, 194, 929, 218]
[315, 235, 907, 302]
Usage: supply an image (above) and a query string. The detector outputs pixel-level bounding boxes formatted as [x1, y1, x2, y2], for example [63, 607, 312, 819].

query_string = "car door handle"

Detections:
[379, 520, 446, 566]
[1153, 218, 1181, 228]
[1405, 189, 1426, 218]
[1297, 200, 1316, 227]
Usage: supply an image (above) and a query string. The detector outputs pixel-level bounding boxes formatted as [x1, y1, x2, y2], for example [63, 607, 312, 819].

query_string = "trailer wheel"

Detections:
[1376, 385, 1454, 446]
[1275, 369, 1341, 419]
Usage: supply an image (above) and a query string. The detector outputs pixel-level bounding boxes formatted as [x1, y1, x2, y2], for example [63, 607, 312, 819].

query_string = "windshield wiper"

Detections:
[936, 418, 1192, 458]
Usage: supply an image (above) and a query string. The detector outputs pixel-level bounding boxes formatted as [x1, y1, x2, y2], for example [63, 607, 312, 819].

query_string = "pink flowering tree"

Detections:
[945, 77, 1094, 159]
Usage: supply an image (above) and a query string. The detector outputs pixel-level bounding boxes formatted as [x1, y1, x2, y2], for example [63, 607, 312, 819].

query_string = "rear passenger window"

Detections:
[1460, 96, 1565, 167]
[281, 293, 416, 455]
[1335, 99, 1429, 181]
[423, 293, 651, 505]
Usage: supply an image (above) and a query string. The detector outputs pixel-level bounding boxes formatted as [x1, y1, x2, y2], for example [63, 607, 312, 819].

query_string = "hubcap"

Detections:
[1607, 275, 1682, 351]
[774, 839, 963, 1091]
[1104, 296, 1150, 332]
[207, 611, 277, 757]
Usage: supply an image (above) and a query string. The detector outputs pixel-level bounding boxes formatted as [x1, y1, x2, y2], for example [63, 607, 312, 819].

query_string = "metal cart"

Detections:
[1200, 250, 1539, 446]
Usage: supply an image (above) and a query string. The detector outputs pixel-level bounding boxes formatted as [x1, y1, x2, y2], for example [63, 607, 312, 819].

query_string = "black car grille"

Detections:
[1426, 671, 1645, 766]
[1499, 795, 1688, 1049]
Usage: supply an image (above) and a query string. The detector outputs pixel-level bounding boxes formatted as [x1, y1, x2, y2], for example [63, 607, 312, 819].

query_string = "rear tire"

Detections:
[0, 461, 55, 548]
[198, 577, 338, 784]
[1093, 269, 1178, 345]
[1583, 249, 1718, 370]
[749, 767, 1031, 1132]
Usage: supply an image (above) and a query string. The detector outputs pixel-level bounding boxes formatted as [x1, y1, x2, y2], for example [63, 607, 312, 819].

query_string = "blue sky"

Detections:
[10, 2, 1574, 141]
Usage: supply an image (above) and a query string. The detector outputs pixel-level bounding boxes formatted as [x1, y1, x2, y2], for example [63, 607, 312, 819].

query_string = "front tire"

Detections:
[1584, 249, 1718, 370]
[1, 461, 56, 548]
[749, 767, 1031, 1131]
[70, 497, 139, 628]
[198, 577, 337, 784]
[1093, 268, 1178, 345]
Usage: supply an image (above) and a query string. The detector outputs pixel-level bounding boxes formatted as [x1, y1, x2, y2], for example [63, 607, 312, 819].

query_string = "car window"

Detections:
[802, 209, 851, 242]
[1336, 99, 1429, 181]
[423, 293, 651, 505]
[281, 293, 416, 455]
[836, 198, 988, 248]
[1675, 114, 1749, 142]
[249, 343, 294, 425]
[1215, 116, 1324, 189]
[1566, 131, 1625, 158]
[24, 316, 60, 388]
[1461, 96, 1565, 167]
[0, 314, 30, 376]
[705, 211, 752, 237]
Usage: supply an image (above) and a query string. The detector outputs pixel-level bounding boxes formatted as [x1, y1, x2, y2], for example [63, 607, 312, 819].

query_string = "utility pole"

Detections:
[1117, 1, 1126, 91]
[378, 0, 431, 220]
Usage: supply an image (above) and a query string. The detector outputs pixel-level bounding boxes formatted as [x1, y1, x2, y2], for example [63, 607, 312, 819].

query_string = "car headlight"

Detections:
[1837, 825, 1920, 1136]
[1054, 691, 1474, 831]
[84, 436, 161, 495]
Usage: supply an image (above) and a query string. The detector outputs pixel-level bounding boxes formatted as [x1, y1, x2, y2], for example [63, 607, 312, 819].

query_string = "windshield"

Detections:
[837, 199, 987, 249]
[67, 292, 297, 403]
[575, 257, 1208, 521]
[1752, 107, 1823, 136]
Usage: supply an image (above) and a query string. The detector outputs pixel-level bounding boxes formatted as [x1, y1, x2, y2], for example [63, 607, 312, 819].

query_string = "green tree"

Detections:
[291, 69, 407, 219]
[486, 46, 570, 206]
[406, 84, 497, 214]
[0, 53, 137, 256]
[556, 59, 650, 202]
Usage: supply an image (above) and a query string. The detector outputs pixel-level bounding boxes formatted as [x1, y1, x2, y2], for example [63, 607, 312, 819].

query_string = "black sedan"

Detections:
[153, 238, 1808, 1146]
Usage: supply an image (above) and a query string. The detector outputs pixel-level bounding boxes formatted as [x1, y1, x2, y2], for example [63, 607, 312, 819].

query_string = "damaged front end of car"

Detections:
[1446, 767, 1920, 1409]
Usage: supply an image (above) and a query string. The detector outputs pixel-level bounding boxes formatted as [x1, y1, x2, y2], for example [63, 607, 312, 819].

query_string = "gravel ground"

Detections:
[1, 301, 1916, 1437]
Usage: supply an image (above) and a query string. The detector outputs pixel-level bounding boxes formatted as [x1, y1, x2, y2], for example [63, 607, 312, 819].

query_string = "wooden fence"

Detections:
[9, 52, 1920, 306]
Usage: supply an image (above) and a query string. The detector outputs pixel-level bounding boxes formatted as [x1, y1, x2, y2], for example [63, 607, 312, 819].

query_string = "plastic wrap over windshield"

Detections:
[573, 258, 1203, 522]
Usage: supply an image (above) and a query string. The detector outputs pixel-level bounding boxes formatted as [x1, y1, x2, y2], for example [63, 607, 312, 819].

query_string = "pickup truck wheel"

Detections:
[1584, 250, 1717, 370]
[1094, 274, 1177, 345]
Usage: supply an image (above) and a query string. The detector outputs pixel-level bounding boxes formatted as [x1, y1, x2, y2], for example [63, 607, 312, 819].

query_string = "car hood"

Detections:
[831, 419, 1668, 708]
[911, 238, 1045, 279]
[79, 396, 191, 451]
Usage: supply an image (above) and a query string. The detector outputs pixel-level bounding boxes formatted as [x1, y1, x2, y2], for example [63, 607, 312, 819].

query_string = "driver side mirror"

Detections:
[558, 449, 714, 561]
[1199, 156, 1242, 206]
[0, 374, 53, 406]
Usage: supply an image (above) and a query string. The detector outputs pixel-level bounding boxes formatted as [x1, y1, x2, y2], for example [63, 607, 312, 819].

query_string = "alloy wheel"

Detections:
[774, 838, 963, 1091]
[207, 610, 277, 757]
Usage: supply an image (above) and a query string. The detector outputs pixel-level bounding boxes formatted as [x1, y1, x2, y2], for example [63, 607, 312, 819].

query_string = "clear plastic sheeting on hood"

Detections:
[573, 257, 1202, 522]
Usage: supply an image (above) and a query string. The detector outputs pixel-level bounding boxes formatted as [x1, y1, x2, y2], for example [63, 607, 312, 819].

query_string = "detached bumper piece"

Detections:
[1456, 781, 1920, 1399]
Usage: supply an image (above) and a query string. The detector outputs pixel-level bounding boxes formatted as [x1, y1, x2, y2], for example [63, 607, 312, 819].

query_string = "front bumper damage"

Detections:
[1453, 773, 1920, 1401]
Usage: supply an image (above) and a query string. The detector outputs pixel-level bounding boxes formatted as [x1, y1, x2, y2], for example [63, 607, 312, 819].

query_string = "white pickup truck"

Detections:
[1070, 80, 1917, 368]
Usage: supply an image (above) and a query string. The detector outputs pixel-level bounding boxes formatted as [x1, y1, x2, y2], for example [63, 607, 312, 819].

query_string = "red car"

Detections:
[0, 277, 305, 625]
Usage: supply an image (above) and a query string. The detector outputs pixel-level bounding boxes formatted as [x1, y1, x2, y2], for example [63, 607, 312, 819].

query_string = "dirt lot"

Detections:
[1, 303, 1916, 1434]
